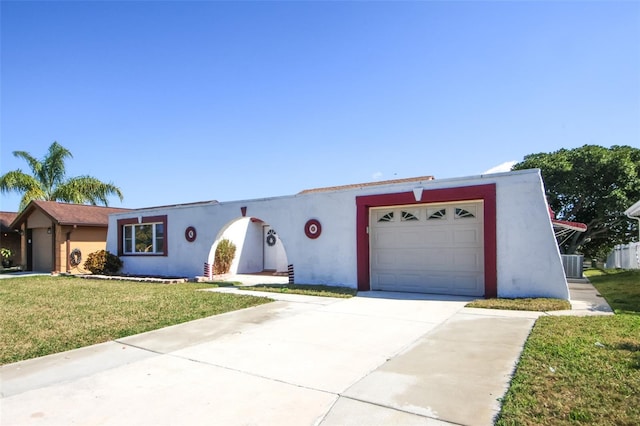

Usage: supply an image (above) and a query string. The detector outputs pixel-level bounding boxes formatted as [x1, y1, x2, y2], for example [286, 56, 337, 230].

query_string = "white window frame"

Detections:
[118, 215, 168, 256]
[123, 222, 164, 254]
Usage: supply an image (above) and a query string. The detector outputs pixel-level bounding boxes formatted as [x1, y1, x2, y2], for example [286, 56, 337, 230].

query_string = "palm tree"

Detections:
[0, 141, 123, 210]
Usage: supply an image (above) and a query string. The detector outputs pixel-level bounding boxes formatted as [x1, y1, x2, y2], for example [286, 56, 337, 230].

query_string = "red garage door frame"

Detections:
[356, 183, 497, 298]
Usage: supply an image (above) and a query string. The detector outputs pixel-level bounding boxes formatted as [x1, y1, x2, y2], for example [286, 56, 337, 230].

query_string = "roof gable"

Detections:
[10, 201, 132, 229]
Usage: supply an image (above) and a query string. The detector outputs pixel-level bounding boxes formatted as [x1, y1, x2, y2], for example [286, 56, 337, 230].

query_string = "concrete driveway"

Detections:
[1, 281, 608, 426]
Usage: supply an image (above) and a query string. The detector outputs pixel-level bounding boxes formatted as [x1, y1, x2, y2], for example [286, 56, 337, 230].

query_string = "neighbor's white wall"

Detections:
[106, 169, 568, 299]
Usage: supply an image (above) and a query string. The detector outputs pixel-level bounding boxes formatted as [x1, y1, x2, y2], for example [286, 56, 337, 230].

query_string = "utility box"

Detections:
[561, 254, 584, 278]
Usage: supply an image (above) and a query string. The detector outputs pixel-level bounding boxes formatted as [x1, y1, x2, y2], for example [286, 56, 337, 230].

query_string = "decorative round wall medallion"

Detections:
[185, 226, 197, 242]
[304, 219, 322, 239]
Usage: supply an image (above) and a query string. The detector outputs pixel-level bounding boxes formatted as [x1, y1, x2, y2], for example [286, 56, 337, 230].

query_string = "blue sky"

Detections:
[1, 0, 639, 211]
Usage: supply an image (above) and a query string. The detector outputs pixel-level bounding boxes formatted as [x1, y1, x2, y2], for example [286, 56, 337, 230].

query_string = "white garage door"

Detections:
[370, 201, 484, 296]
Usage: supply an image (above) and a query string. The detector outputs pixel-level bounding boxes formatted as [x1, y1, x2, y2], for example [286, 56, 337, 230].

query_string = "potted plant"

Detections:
[1, 248, 13, 268]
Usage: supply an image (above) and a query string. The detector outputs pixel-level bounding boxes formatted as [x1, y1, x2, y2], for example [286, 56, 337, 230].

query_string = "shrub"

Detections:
[1, 248, 13, 268]
[84, 250, 122, 275]
[214, 239, 236, 275]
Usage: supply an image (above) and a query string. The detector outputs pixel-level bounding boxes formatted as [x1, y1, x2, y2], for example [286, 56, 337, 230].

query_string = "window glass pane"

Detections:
[124, 226, 133, 253]
[155, 223, 164, 253]
[427, 208, 446, 220]
[135, 224, 153, 252]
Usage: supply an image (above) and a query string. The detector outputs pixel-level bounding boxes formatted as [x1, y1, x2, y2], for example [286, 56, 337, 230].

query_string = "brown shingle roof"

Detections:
[298, 175, 435, 195]
[10, 200, 132, 228]
[0, 211, 18, 233]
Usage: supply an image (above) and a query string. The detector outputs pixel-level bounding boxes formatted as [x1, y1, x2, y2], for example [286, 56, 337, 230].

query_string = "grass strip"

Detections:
[239, 283, 357, 298]
[466, 298, 570, 311]
[0, 276, 271, 365]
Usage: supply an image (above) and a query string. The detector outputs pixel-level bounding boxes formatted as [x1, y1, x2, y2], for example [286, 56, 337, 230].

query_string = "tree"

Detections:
[0, 141, 123, 210]
[512, 145, 640, 259]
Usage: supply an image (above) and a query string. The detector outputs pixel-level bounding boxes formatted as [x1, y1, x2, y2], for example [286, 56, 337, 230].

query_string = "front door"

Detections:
[263, 226, 278, 271]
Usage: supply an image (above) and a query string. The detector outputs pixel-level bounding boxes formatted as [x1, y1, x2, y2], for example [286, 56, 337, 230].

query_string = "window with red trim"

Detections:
[118, 215, 167, 256]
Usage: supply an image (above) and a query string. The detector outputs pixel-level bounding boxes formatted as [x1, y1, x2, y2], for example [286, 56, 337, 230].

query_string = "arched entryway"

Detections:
[206, 216, 289, 276]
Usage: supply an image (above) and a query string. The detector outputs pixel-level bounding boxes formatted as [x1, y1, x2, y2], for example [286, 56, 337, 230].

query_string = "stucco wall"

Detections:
[221, 218, 261, 274]
[106, 169, 569, 299]
[57, 226, 108, 274]
[493, 172, 568, 299]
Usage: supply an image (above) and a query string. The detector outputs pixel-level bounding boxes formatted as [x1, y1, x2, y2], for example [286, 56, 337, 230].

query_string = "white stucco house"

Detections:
[105, 168, 570, 299]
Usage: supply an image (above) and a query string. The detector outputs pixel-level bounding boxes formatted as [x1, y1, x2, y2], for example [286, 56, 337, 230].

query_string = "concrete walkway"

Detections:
[0, 279, 611, 426]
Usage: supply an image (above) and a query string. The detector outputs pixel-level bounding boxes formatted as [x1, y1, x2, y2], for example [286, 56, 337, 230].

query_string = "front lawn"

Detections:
[0, 276, 271, 365]
[496, 270, 640, 425]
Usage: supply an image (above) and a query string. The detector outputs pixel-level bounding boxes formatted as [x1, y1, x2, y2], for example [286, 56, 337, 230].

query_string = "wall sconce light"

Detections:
[47, 227, 52, 234]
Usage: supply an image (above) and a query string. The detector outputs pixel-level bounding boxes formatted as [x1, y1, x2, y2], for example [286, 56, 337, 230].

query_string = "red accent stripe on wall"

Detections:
[356, 184, 497, 298]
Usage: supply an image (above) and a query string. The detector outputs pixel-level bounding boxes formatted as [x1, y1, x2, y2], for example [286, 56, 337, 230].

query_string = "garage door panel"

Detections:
[375, 228, 453, 248]
[453, 249, 483, 270]
[452, 274, 484, 294]
[398, 230, 433, 247]
[372, 249, 397, 268]
[371, 201, 484, 296]
[373, 230, 398, 247]
[393, 248, 455, 270]
[373, 275, 483, 295]
[423, 230, 452, 245]
[453, 228, 481, 244]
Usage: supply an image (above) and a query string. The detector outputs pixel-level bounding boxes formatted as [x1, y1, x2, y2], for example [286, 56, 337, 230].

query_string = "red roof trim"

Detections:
[548, 207, 587, 232]
[552, 219, 587, 232]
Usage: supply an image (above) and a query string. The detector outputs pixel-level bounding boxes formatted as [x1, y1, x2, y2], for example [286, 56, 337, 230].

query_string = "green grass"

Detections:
[239, 283, 357, 298]
[0, 276, 271, 365]
[496, 270, 640, 425]
[588, 269, 640, 315]
[466, 298, 571, 311]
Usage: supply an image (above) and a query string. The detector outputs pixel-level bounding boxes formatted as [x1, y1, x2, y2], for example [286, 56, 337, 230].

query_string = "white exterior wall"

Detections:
[106, 168, 569, 299]
[220, 218, 261, 274]
[493, 171, 568, 299]
[236, 220, 265, 273]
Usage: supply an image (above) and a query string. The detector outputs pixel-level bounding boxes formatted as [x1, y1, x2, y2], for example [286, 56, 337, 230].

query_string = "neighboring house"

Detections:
[626, 200, 640, 239]
[106, 169, 570, 299]
[1, 211, 21, 267]
[605, 199, 640, 269]
[10, 201, 131, 273]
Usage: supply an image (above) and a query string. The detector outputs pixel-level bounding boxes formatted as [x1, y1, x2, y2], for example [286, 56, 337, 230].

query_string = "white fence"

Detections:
[605, 242, 640, 270]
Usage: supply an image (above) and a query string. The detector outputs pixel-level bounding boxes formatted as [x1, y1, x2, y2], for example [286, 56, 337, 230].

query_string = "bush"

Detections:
[84, 250, 122, 275]
[214, 239, 236, 275]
